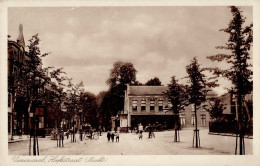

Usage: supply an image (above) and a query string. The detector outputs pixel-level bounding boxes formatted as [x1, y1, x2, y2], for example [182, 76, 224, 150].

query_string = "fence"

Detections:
[209, 120, 252, 136]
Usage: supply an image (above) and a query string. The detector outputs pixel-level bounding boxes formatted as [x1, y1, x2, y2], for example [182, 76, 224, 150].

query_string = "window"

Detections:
[141, 100, 146, 111]
[180, 114, 186, 126]
[201, 114, 206, 126]
[39, 117, 44, 129]
[158, 100, 163, 111]
[150, 100, 155, 111]
[191, 114, 195, 126]
[132, 100, 137, 111]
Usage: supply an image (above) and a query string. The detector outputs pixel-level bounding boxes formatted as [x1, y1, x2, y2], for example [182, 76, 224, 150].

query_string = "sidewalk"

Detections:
[8, 135, 30, 143]
[208, 132, 253, 139]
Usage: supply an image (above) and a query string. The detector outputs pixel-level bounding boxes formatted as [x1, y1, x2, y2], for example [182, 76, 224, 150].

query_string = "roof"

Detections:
[127, 85, 218, 97]
[128, 86, 168, 96]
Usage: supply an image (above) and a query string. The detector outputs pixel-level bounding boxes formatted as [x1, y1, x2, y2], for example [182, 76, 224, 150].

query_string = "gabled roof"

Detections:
[128, 86, 168, 96]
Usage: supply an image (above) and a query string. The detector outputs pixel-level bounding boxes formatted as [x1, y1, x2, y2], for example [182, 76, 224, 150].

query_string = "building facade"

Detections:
[8, 24, 54, 137]
[218, 92, 252, 121]
[119, 85, 213, 131]
[8, 24, 28, 136]
[119, 85, 174, 131]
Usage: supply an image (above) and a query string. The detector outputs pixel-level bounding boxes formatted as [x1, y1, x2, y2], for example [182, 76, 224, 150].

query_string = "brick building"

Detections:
[119, 85, 214, 131]
[8, 24, 56, 137]
[8, 24, 28, 136]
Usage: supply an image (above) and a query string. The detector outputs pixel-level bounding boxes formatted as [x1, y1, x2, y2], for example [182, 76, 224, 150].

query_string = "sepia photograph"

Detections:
[1, 1, 260, 165]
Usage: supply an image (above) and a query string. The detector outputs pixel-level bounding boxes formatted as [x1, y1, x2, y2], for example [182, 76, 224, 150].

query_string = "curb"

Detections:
[208, 132, 253, 139]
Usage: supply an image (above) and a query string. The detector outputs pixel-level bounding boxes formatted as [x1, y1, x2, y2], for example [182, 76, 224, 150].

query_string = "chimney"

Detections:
[17, 24, 25, 47]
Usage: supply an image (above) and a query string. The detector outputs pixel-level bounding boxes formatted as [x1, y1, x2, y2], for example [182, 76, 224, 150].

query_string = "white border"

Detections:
[1, 0, 260, 166]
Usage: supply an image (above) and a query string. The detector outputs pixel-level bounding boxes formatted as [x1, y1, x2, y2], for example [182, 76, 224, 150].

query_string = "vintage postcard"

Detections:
[1, 0, 260, 166]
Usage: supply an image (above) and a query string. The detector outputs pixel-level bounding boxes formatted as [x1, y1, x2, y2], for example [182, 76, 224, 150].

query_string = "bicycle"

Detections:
[84, 132, 99, 140]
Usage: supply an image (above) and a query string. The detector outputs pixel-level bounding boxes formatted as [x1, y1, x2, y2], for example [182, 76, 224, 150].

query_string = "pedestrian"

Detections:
[99, 126, 102, 136]
[148, 125, 152, 138]
[107, 131, 111, 142]
[89, 127, 93, 139]
[139, 131, 143, 140]
[111, 132, 115, 142]
[115, 132, 119, 142]
[138, 123, 143, 134]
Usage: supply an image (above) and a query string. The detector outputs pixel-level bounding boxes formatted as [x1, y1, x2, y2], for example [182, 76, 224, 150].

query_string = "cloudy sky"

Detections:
[8, 6, 253, 95]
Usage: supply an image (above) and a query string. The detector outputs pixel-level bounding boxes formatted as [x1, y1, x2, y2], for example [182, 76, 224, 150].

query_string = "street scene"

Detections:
[8, 128, 253, 155]
[7, 6, 253, 156]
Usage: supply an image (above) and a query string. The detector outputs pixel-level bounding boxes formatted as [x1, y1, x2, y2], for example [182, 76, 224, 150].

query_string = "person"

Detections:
[107, 131, 111, 142]
[139, 131, 143, 140]
[148, 124, 152, 138]
[111, 132, 115, 142]
[89, 127, 93, 139]
[138, 123, 143, 134]
[99, 126, 102, 136]
[115, 132, 119, 142]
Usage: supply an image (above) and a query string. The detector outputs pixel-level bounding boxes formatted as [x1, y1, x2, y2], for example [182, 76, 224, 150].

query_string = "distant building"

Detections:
[218, 91, 253, 121]
[119, 85, 213, 131]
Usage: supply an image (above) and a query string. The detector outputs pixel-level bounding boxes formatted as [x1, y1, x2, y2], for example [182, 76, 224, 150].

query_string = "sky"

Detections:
[8, 6, 253, 96]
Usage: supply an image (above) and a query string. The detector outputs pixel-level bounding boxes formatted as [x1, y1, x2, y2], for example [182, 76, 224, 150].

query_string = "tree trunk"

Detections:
[237, 93, 244, 155]
[174, 114, 180, 142]
[194, 103, 199, 148]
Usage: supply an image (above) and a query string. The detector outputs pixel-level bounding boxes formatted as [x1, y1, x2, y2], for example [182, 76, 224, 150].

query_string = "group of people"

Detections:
[107, 131, 119, 142]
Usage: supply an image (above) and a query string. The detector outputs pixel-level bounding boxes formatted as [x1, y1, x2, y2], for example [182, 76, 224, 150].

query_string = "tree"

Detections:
[49, 67, 67, 129]
[167, 76, 188, 142]
[205, 98, 224, 120]
[145, 77, 162, 86]
[66, 79, 85, 142]
[17, 34, 50, 155]
[186, 57, 216, 148]
[81, 92, 99, 128]
[98, 91, 112, 130]
[107, 61, 137, 87]
[207, 6, 253, 155]
[106, 61, 137, 117]
[133, 80, 143, 86]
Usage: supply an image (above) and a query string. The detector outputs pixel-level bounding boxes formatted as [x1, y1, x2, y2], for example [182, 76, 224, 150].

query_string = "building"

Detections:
[218, 91, 253, 121]
[119, 85, 174, 131]
[119, 85, 213, 131]
[8, 24, 55, 137]
[8, 24, 28, 137]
